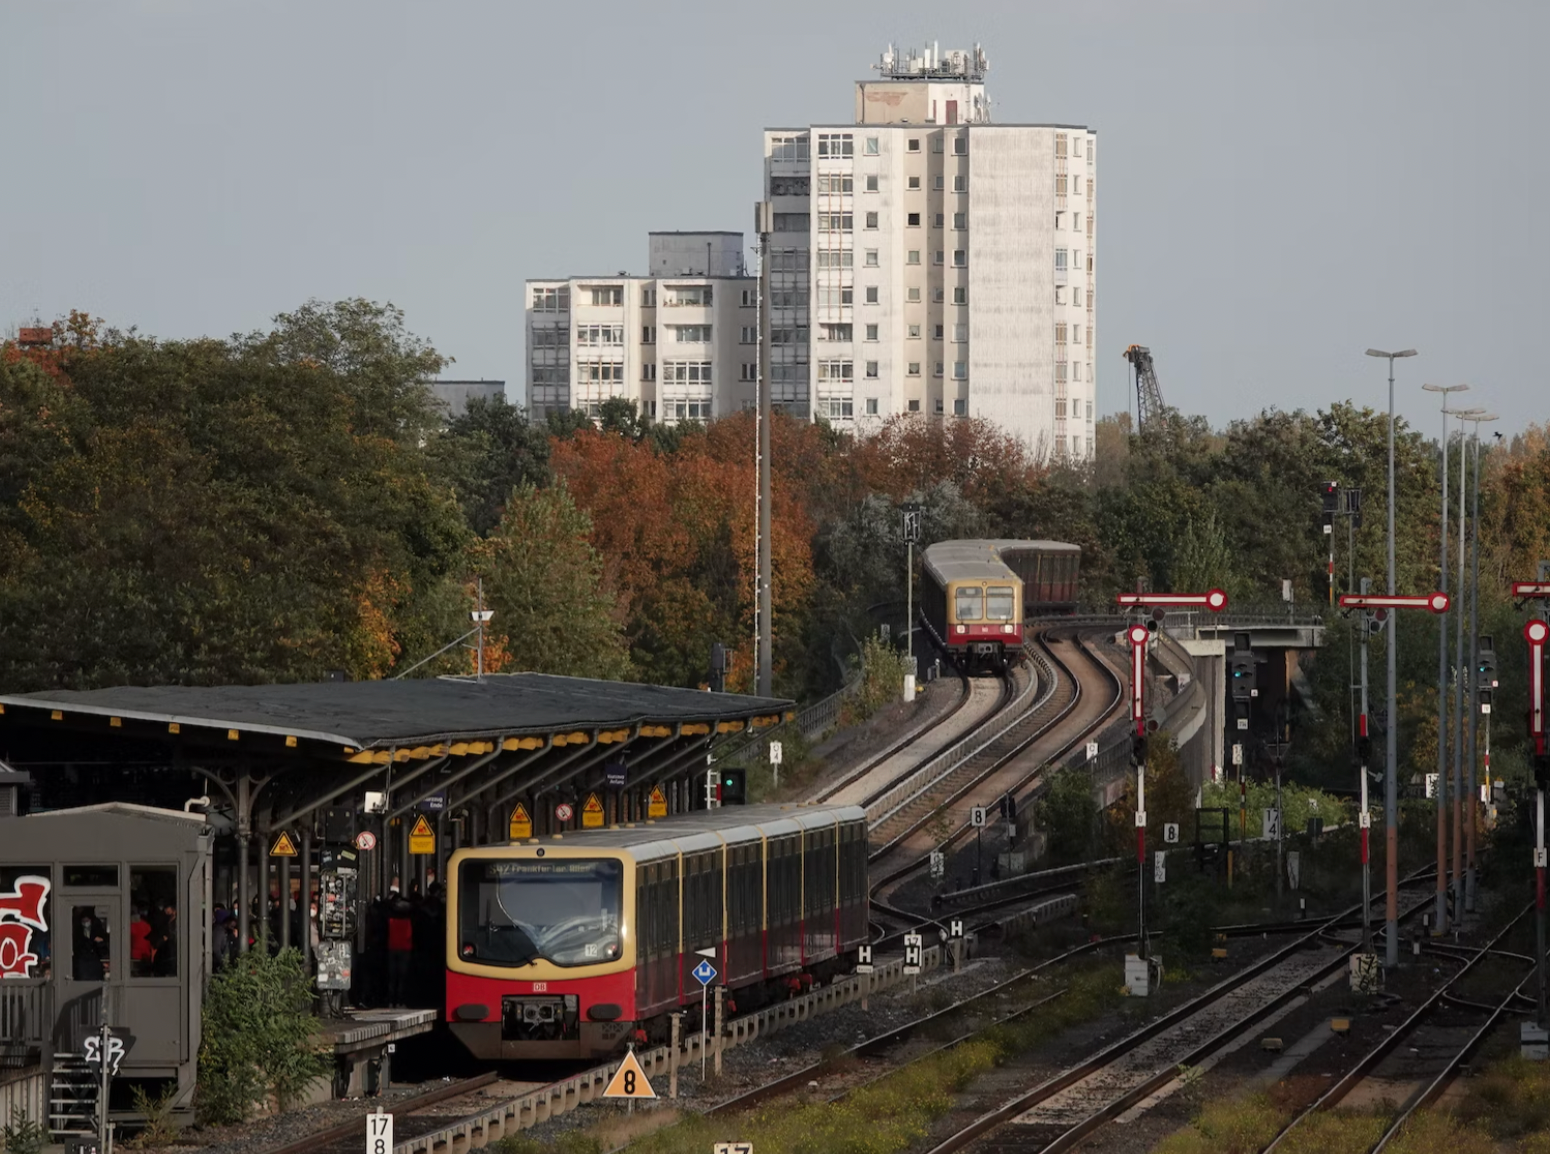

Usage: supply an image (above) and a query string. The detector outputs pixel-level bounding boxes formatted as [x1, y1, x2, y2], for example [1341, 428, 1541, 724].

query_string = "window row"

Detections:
[769, 135, 809, 161]
[663, 286, 713, 306]
[817, 174, 852, 195]
[577, 324, 625, 346]
[664, 360, 712, 384]
[532, 287, 570, 312]
[669, 324, 712, 342]
[817, 213, 852, 232]
[817, 132, 853, 157]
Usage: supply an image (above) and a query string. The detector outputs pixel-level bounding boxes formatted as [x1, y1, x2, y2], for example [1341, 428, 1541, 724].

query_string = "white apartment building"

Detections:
[526, 232, 759, 424]
[762, 44, 1097, 458]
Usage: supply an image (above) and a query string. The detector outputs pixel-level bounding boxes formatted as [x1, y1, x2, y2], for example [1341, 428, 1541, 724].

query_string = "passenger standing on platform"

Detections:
[387, 896, 414, 1007]
[130, 905, 154, 976]
[364, 891, 389, 1006]
[212, 910, 235, 971]
[153, 903, 178, 976]
[73, 914, 107, 981]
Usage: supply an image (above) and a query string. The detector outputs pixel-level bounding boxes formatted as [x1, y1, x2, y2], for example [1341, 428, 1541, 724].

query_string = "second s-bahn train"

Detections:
[919, 539, 1081, 673]
[444, 803, 868, 1060]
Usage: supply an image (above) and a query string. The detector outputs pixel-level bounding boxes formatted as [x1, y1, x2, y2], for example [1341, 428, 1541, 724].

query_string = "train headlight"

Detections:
[1003, 624, 1014, 634]
[955, 625, 967, 635]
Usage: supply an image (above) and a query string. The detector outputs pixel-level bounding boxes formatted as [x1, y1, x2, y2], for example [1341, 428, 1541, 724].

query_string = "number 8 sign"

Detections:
[367, 1110, 392, 1154]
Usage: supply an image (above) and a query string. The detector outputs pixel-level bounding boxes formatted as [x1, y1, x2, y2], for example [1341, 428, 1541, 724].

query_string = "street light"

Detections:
[1366, 347, 1416, 967]
[1422, 382, 1470, 931]
[1444, 404, 1486, 909]
[1459, 410, 1498, 913]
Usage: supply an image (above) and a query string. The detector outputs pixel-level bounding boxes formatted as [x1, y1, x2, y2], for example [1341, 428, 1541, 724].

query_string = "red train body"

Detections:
[445, 804, 868, 1060]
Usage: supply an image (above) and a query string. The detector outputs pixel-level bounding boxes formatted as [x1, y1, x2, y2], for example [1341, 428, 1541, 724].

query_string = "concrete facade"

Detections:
[761, 45, 1097, 457]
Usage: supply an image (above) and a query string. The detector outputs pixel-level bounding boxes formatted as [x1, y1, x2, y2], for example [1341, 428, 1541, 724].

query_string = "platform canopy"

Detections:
[0, 673, 793, 763]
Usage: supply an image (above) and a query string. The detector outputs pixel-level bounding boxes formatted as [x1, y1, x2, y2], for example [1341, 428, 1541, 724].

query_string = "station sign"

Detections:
[408, 814, 435, 855]
[509, 803, 533, 841]
[604, 760, 627, 790]
[582, 792, 606, 828]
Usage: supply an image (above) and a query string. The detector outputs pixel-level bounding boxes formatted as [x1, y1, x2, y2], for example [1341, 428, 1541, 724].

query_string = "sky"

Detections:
[2, 0, 1545, 438]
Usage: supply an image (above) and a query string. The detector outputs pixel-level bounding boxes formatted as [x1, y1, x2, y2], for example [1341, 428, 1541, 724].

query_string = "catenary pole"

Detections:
[755, 202, 773, 698]
[1464, 416, 1496, 909]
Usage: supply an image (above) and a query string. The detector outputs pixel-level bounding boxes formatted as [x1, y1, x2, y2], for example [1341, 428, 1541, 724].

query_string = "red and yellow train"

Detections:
[919, 539, 1081, 673]
[444, 803, 868, 1060]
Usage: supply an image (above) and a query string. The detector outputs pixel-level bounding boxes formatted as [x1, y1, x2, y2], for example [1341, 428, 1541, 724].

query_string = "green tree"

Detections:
[441, 395, 552, 536]
[475, 483, 632, 679]
[1040, 765, 1098, 864]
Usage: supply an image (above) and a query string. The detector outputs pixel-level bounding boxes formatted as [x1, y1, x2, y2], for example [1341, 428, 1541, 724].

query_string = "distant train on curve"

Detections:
[444, 803, 868, 1060]
[918, 539, 1081, 673]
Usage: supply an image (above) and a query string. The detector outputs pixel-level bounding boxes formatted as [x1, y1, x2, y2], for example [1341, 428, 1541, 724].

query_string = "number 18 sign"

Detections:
[367, 1109, 392, 1154]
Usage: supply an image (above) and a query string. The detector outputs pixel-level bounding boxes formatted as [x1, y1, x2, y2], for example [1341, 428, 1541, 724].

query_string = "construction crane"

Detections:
[1123, 344, 1167, 434]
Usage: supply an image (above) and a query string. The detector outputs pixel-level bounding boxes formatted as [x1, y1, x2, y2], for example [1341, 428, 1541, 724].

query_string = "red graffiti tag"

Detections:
[0, 875, 50, 978]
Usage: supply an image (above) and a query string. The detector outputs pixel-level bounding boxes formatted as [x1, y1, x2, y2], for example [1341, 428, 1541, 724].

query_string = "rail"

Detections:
[866, 645, 1052, 828]
[0, 982, 50, 1049]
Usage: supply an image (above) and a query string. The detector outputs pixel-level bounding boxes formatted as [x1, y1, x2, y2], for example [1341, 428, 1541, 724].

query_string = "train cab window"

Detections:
[986, 586, 1015, 621]
[457, 857, 623, 967]
[129, 868, 178, 978]
[955, 586, 984, 621]
[71, 905, 111, 981]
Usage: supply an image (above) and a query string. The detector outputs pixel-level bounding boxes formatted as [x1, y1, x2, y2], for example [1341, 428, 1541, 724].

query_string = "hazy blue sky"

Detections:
[2, 1, 1544, 437]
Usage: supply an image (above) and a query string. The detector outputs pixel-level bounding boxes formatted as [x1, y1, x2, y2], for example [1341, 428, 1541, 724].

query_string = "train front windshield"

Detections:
[458, 858, 623, 967]
[986, 586, 1015, 621]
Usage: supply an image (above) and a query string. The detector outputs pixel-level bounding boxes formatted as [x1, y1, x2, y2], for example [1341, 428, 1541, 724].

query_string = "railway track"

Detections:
[261, 1073, 507, 1154]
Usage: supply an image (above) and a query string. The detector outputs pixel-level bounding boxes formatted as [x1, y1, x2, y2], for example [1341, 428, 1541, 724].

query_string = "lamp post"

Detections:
[1422, 382, 1469, 931]
[1366, 347, 1416, 967]
[1446, 404, 1485, 914]
[1460, 411, 1498, 912]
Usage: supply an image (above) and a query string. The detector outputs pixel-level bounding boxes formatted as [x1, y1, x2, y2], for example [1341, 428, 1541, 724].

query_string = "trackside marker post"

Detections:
[367, 1109, 392, 1154]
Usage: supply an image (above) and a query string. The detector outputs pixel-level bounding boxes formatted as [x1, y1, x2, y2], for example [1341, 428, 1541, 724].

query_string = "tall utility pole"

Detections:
[1365, 347, 1417, 967]
[1464, 414, 1497, 910]
[1358, 577, 1376, 953]
[754, 202, 773, 698]
[1450, 404, 1484, 911]
[1423, 381, 1469, 930]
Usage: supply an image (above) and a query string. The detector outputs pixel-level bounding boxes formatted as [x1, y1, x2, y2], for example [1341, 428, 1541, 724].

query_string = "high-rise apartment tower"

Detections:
[762, 44, 1097, 457]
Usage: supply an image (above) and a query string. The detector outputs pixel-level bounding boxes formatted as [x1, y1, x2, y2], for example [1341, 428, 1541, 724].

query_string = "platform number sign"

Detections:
[1163, 823, 1179, 844]
[367, 1109, 392, 1154]
[904, 932, 923, 975]
[970, 806, 987, 828]
[714, 1145, 754, 1154]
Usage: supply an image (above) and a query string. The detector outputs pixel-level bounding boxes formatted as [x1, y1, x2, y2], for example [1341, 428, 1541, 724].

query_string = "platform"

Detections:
[319, 1009, 435, 1098]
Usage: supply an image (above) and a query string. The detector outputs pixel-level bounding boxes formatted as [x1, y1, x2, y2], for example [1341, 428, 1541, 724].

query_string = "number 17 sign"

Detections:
[367, 1110, 392, 1154]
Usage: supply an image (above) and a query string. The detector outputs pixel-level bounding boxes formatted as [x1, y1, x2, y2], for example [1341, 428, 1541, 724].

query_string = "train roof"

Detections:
[453, 802, 866, 861]
[922, 539, 1080, 584]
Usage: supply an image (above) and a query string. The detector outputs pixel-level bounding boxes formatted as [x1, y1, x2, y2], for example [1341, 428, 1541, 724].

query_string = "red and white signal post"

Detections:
[1515, 571, 1550, 1034]
[1116, 589, 1228, 975]
[1338, 590, 1449, 961]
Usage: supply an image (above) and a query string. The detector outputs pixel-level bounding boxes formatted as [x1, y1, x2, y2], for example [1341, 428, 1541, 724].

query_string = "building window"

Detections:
[817, 132, 854, 157]
[953, 287, 967, 304]
[909, 399, 921, 411]
[531, 286, 570, 312]
[1055, 322, 1068, 344]
[1055, 362, 1068, 383]
[740, 288, 756, 307]
[664, 361, 713, 384]
[934, 362, 944, 377]
[740, 363, 758, 382]
[907, 138, 920, 152]
[816, 249, 854, 268]
[817, 359, 854, 382]
[953, 212, 967, 229]
[770, 326, 809, 345]
[818, 212, 853, 232]
[1056, 174, 1068, 197]
[908, 362, 921, 376]
[908, 324, 921, 339]
[865, 323, 879, 340]
[933, 287, 945, 303]
[932, 136, 944, 154]
[770, 287, 807, 307]
[577, 324, 626, 346]
[820, 323, 853, 342]
[907, 287, 921, 302]
[865, 361, 879, 379]
[1072, 363, 1082, 382]
[769, 135, 810, 161]
[817, 173, 854, 194]
[952, 250, 966, 267]
[1071, 324, 1080, 345]
[1086, 401, 1094, 419]
[953, 175, 967, 192]
[1055, 249, 1068, 273]
[821, 397, 854, 419]
[642, 325, 656, 344]
[740, 326, 758, 344]
[641, 287, 656, 307]
[933, 324, 944, 340]
[664, 285, 713, 306]
[907, 212, 921, 227]
[952, 136, 967, 155]
[641, 363, 657, 382]
[816, 286, 853, 308]
[934, 175, 944, 191]
[865, 136, 879, 155]
[773, 213, 809, 233]
[531, 325, 566, 348]
[865, 286, 879, 304]
[953, 398, 967, 415]
[865, 211, 879, 229]
[1070, 214, 1080, 234]
[934, 213, 944, 228]
[953, 361, 967, 380]
[865, 174, 879, 192]
[865, 249, 879, 267]
[935, 398, 945, 413]
[907, 250, 921, 265]
[669, 324, 712, 342]
[953, 323, 968, 342]
[586, 286, 624, 307]
[908, 176, 921, 190]
[933, 251, 944, 265]
[578, 359, 627, 383]
[770, 248, 809, 272]
[866, 397, 879, 415]
[1055, 287, 1065, 305]
[770, 175, 809, 196]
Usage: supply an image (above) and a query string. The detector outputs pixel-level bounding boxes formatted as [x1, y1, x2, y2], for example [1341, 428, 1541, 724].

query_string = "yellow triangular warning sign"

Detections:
[648, 786, 667, 819]
[601, 1050, 656, 1099]
[409, 814, 434, 838]
[582, 791, 605, 828]
[269, 831, 298, 857]
[509, 802, 533, 840]
[583, 794, 604, 814]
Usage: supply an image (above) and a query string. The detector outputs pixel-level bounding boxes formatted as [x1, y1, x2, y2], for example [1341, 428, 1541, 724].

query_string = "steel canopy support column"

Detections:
[237, 772, 252, 954]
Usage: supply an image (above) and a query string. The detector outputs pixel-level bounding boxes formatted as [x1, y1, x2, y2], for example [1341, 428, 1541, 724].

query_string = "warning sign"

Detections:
[269, 832, 298, 858]
[601, 1050, 655, 1099]
[648, 786, 667, 819]
[582, 792, 605, 829]
[408, 814, 435, 855]
[509, 803, 533, 841]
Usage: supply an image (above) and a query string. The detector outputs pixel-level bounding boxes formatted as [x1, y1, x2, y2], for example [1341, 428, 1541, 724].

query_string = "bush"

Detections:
[0, 1107, 47, 1154]
[196, 948, 331, 1124]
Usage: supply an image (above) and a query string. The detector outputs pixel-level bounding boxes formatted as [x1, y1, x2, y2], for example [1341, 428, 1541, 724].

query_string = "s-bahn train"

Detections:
[444, 803, 868, 1060]
[919, 539, 1082, 673]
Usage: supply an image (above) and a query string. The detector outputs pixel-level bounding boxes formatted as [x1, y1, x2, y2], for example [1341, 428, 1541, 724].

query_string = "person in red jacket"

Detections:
[129, 906, 154, 976]
[386, 890, 414, 1007]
